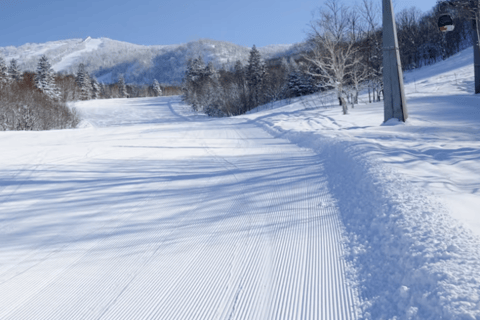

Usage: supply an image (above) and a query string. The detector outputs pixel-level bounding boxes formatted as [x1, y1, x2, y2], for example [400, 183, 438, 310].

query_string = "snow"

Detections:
[1, 46, 480, 319]
[52, 38, 103, 72]
[245, 46, 480, 318]
[1, 38, 300, 84]
[0, 97, 360, 319]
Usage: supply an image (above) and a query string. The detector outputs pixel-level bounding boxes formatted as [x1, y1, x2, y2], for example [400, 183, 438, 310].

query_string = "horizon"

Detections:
[1, 0, 438, 49]
[0, 36, 299, 49]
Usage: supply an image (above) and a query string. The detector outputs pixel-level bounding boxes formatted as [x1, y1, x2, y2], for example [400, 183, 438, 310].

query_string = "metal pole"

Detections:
[382, 0, 408, 122]
[473, 19, 480, 94]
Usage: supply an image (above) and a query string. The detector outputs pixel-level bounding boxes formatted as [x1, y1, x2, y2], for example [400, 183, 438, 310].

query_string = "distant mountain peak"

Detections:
[0, 38, 306, 85]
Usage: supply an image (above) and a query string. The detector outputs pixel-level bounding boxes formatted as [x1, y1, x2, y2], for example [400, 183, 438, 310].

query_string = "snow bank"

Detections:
[250, 118, 480, 319]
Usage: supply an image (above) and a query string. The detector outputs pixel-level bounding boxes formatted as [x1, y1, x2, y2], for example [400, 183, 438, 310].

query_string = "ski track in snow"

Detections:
[0, 97, 359, 319]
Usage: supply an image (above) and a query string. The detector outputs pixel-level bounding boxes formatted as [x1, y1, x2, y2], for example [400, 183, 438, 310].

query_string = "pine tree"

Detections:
[183, 57, 208, 110]
[185, 56, 206, 82]
[233, 60, 244, 83]
[205, 61, 216, 78]
[34, 55, 59, 100]
[118, 76, 128, 98]
[90, 76, 100, 99]
[99, 83, 107, 99]
[8, 59, 22, 82]
[0, 56, 9, 87]
[287, 68, 315, 97]
[246, 45, 266, 108]
[152, 79, 162, 96]
[75, 63, 92, 100]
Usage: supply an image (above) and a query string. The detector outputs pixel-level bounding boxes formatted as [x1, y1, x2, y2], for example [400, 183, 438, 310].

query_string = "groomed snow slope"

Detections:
[0, 97, 360, 319]
[247, 46, 480, 319]
[1, 46, 480, 320]
[52, 37, 103, 72]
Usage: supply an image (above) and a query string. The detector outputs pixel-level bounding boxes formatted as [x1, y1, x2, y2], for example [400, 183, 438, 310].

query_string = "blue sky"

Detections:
[1, 0, 438, 48]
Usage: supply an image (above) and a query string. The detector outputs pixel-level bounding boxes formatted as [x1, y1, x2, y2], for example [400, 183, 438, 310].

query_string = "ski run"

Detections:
[1, 47, 480, 319]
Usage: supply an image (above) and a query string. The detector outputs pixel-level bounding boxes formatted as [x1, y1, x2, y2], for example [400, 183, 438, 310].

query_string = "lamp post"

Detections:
[382, 0, 408, 122]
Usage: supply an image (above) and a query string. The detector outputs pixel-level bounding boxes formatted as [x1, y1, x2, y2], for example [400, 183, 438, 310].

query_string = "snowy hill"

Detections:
[0, 37, 305, 85]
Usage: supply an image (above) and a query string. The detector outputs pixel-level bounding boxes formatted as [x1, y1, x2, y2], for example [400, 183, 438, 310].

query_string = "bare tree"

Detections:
[360, 0, 383, 103]
[347, 6, 369, 105]
[305, 0, 362, 114]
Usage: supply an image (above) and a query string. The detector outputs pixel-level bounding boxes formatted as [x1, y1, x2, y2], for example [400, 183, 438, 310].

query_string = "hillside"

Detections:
[0, 37, 305, 85]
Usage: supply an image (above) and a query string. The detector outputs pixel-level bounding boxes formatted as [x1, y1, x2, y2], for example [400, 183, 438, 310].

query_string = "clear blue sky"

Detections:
[0, 0, 438, 48]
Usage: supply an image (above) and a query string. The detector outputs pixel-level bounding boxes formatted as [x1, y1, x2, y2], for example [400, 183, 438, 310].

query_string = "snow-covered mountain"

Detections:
[0, 37, 305, 85]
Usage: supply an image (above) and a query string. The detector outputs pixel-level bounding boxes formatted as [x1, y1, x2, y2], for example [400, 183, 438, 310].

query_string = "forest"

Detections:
[182, 0, 475, 116]
[0, 56, 181, 131]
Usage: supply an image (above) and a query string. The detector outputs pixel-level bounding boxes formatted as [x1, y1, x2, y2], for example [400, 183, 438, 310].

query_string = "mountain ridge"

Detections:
[0, 37, 306, 85]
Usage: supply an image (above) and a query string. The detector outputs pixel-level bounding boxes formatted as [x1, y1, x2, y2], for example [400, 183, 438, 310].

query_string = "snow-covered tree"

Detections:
[75, 63, 92, 100]
[183, 57, 208, 110]
[90, 76, 100, 99]
[185, 57, 207, 83]
[287, 68, 316, 97]
[0, 56, 9, 87]
[34, 55, 59, 100]
[8, 59, 22, 82]
[99, 82, 107, 99]
[205, 61, 216, 79]
[118, 76, 128, 98]
[246, 45, 266, 108]
[152, 79, 162, 96]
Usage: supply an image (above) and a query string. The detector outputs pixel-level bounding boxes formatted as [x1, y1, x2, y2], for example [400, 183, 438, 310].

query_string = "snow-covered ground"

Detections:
[52, 37, 103, 72]
[246, 47, 480, 319]
[1, 47, 479, 319]
[0, 97, 360, 319]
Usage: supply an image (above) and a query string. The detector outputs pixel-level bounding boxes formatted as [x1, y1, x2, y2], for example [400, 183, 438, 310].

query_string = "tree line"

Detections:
[182, 46, 317, 117]
[0, 56, 80, 131]
[0, 55, 182, 131]
[183, 0, 476, 117]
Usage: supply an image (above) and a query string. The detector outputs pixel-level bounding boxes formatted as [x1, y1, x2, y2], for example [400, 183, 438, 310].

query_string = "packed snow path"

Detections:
[0, 97, 359, 319]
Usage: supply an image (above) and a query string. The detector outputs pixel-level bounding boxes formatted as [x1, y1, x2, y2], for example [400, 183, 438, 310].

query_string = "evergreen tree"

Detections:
[205, 61, 216, 79]
[287, 68, 316, 97]
[233, 60, 244, 83]
[183, 57, 208, 110]
[75, 63, 92, 100]
[118, 76, 128, 98]
[185, 56, 207, 82]
[0, 56, 9, 87]
[99, 83, 107, 99]
[8, 59, 22, 82]
[246, 45, 266, 108]
[90, 76, 100, 99]
[34, 55, 59, 100]
[152, 79, 162, 96]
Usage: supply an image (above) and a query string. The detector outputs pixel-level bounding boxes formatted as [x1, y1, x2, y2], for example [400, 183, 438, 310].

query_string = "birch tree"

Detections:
[305, 0, 362, 114]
